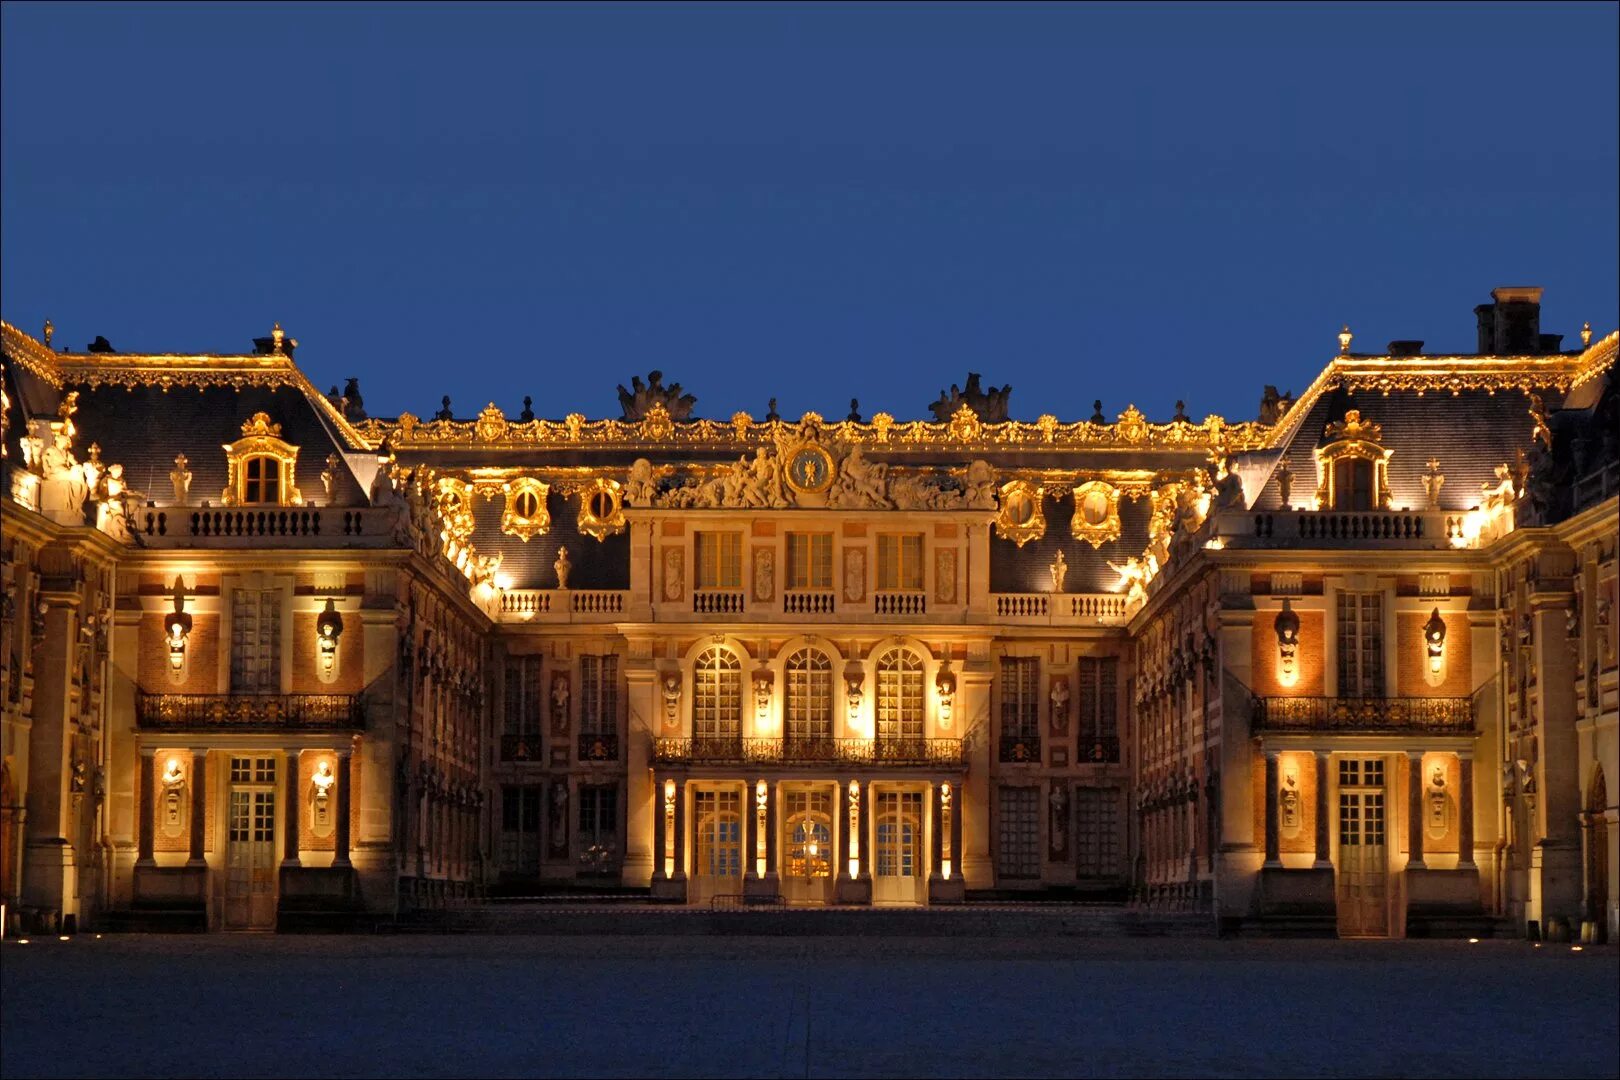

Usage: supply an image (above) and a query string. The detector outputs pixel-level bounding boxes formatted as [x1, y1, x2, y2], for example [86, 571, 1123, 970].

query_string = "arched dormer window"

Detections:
[223, 413, 302, 506]
[875, 648, 925, 748]
[692, 646, 742, 748]
[1314, 410, 1391, 511]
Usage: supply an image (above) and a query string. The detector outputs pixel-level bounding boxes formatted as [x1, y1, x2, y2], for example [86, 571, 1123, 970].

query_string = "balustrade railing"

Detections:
[693, 589, 746, 615]
[1253, 696, 1475, 733]
[783, 590, 836, 615]
[1226, 509, 1451, 548]
[139, 506, 389, 542]
[873, 591, 926, 616]
[137, 693, 363, 730]
[993, 593, 1130, 625]
[499, 589, 629, 621]
[653, 736, 966, 767]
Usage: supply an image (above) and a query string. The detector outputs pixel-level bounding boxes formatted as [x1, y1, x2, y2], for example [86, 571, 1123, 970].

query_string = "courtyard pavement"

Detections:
[1, 934, 1616, 1079]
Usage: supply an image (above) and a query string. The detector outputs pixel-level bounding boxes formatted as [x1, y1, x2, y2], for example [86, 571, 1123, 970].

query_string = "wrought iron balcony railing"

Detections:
[1253, 696, 1474, 733]
[136, 693, 363, 731]
[578, 731, 620, 763]
[653, 736, 966, 767]
[999, 734, 1042, 763]
[500, 733, 542, 762]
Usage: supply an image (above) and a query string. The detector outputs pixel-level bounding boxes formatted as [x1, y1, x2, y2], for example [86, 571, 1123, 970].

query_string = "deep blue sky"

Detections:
[3, 2, 1616, 423]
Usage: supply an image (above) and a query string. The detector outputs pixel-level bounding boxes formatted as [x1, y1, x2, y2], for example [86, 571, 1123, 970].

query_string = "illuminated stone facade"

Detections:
[1, 287, 1614, 938]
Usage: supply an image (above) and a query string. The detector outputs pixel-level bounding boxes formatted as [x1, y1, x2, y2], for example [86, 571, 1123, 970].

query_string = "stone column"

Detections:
[22, 590, 79, 913]
[837, 780, 853, 886]
[187, 751, 207, 866]
[949, 780, 963, 880]
[671, 779, 686, 883]
[334, 747, 353, 868]
[652, 774, 668, 882]
[622, 655, 657, 887]
[1263, 751, 1281, 867]
[762, 781, 779, 888]
[283, 749, 302, 867]
[1458, 751, 1476, 869]
[745, 780, 761, 883]
[1407, 752, 1425, 869]
[1313, 751, 1331, 869]
[859, 781, 874, 884]
[136, 748, 156, 867]
[929, 782, 944, 883]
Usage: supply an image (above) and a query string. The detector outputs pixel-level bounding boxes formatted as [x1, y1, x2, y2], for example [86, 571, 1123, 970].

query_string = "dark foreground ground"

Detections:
[2, 934, 1616, 1079]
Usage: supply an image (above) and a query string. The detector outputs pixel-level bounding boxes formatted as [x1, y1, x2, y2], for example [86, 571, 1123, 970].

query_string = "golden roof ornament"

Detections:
[1581, 322, 1593, 347]
[1338, 325, 1353, 354]
[271, 322, 285, 354]
[240, 411, 283, 438]
[42, 319, 53, 347]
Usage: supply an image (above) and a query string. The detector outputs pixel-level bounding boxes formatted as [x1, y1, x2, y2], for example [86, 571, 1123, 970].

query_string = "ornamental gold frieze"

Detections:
[363, 399, 1272, 453]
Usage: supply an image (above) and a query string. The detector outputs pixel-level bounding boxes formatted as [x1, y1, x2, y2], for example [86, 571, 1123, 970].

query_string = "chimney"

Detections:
[1475, 286, 1544, 355]
[1387, 340, 1424, 357]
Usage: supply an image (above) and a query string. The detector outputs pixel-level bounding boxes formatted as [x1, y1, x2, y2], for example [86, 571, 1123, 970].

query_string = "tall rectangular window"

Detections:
[1000, 657, 1040, 739]
[695, 532, 742, 589]
[229, 588, 281, 693]
[499, 785, 542, 875]
[503, 655, 542, 760]
[876, 533, 924, 591]
[577, 784, 619, 872]
[996, 786, 1040, 879]
[1078, 657, 1119, 762]
[786, 532, 833, 589]
[1075, 787, 1121, 878]
[1337, 591, 1384, 697]
[579, 655, 618, 736]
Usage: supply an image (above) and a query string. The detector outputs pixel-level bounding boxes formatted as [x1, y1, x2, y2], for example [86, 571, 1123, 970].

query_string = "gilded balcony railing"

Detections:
[1253, 696, 1474, 733]
[653, 736, 966, 767]
[136, 693, 364, 731]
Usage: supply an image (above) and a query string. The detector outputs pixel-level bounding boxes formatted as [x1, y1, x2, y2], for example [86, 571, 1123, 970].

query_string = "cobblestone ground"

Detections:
[2, 935, 1616, 1079]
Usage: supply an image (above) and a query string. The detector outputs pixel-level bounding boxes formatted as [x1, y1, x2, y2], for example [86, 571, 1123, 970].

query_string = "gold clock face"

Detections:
[787, 446, 834, 493]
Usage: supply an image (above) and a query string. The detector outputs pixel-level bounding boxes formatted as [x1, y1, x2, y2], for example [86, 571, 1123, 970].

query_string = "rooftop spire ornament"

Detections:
[1338, 325, 1353, 355]
[1581, 321, 1593, 347]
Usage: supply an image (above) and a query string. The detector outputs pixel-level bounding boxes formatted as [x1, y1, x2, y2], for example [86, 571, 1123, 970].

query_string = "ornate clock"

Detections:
[786, 445, 834, 495]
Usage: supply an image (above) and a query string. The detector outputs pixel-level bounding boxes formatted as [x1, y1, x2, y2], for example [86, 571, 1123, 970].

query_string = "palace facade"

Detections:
[1, 287, 1615, 939]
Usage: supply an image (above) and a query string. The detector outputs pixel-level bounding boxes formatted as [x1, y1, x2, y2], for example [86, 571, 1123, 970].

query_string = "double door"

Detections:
[782, 788, 833, 905]
[873, 789, 925, 906]
[224, 756, 278, 930]
[1336, 758, 1388, 937]
[691, 788, 742, 905]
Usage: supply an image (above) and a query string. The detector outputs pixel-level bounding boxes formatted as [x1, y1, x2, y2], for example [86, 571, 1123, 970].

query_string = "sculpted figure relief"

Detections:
[617, 371, 696, 421]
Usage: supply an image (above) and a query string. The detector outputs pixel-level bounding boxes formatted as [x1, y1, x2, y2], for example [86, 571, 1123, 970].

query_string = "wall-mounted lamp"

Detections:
[1424, 607, 1448, 682]
[754, 778, 768, 877]
[662, 778, 677, 879]
[1274, 599, 1301, 688]
[844, 662, 865, 724]
[935, 663, 956, 728]
[316, 598, 344, 679]
[163, 576, 193, 681]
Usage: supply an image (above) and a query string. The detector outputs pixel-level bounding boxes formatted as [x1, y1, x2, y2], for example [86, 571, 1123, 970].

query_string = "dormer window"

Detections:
[1332, 458, 1375, 511]
[222, 413, 303, 507]
[242, 455, 283, 505]
[1314, 410, 1391, 512]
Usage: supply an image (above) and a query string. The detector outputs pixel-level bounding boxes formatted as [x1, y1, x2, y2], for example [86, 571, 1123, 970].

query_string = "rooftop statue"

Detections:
[928, 372, 1012, 423]
[617, 371, 697, 421]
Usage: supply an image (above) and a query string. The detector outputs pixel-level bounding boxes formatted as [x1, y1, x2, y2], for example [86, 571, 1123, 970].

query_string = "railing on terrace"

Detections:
[500, 733, 542, 762]
[1253, 696, 1475, 733]
[498, 589, 628, 622]
[1077, 734, 1122, 764]
[693, 589, 746, 615]
[1216, 509, 1460, 549]
[653, 736, 966, 767]
[137, 693, 364, 730]
[873, 591, 927, 616]
[138, 506, 396, 544]
[999, 734, 1042, 764]
[992, 593, 1130, 626]
[783, 590, 837, 615]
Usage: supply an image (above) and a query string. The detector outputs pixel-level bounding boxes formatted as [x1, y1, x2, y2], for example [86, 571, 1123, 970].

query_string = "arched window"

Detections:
[242, 455, 282, 505]
[876, 648, 925, 747]
[692, 647, 742, 747]
[785, 648, 834, 748]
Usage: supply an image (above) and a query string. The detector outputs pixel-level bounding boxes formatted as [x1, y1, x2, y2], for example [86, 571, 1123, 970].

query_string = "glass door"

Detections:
[782, 788, 834, 905]
[1336, 758, 1389, 937]
[873, 789, 925, 906]
[224, 756, 278, 929]
[691, 787, 742, 905]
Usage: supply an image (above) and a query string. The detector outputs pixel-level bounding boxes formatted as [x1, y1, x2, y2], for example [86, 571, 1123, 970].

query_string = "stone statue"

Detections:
[551, 673, 570, 726]
[1421, 458, 1445, 510]
[1049, 677, 1070, 731]
[1279, 773, 1300, 830]
[1173, 400, 1190, 423]
[1090, 400, 1106, 424]
[550, 783, 568, 849]
[848, 399, 862, 422]
[1275, 459, 1294, 506]
[928, 372, 1012, 423]
[830, 444, 890, 509]
[1050, 550, 1069, 593]
[962, 459, 997, 509]
[765, 398, 780, 422]
[616, 371, 697, 421]
[435, 396, 454, 421]
[343, 378, 367, 420]
[322, 453, 341, 505]
[1427, 764, 1447, 830]
[1212, 457, 1246, 512]
[519, 396, 535, 422]
[170, 454, 192, 505]
[553, 546, 572, 590]
[1528, 394, 1553, 451]
[661, 671, 681, 723]
[746, 447, 787, 508]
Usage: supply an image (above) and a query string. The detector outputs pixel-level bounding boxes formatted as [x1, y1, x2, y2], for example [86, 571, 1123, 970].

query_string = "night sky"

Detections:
[2, 1, 1615, 424]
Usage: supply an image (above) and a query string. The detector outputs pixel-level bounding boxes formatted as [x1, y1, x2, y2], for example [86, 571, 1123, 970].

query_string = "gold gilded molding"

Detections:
[994, 480, 1046, 547]
[1313, 408, 1392, 510]
[221, 412, 302, 506]
[501, 476, 551, 542]
[577, 477, 626, 541]
[1070, 481, 1121, 549]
